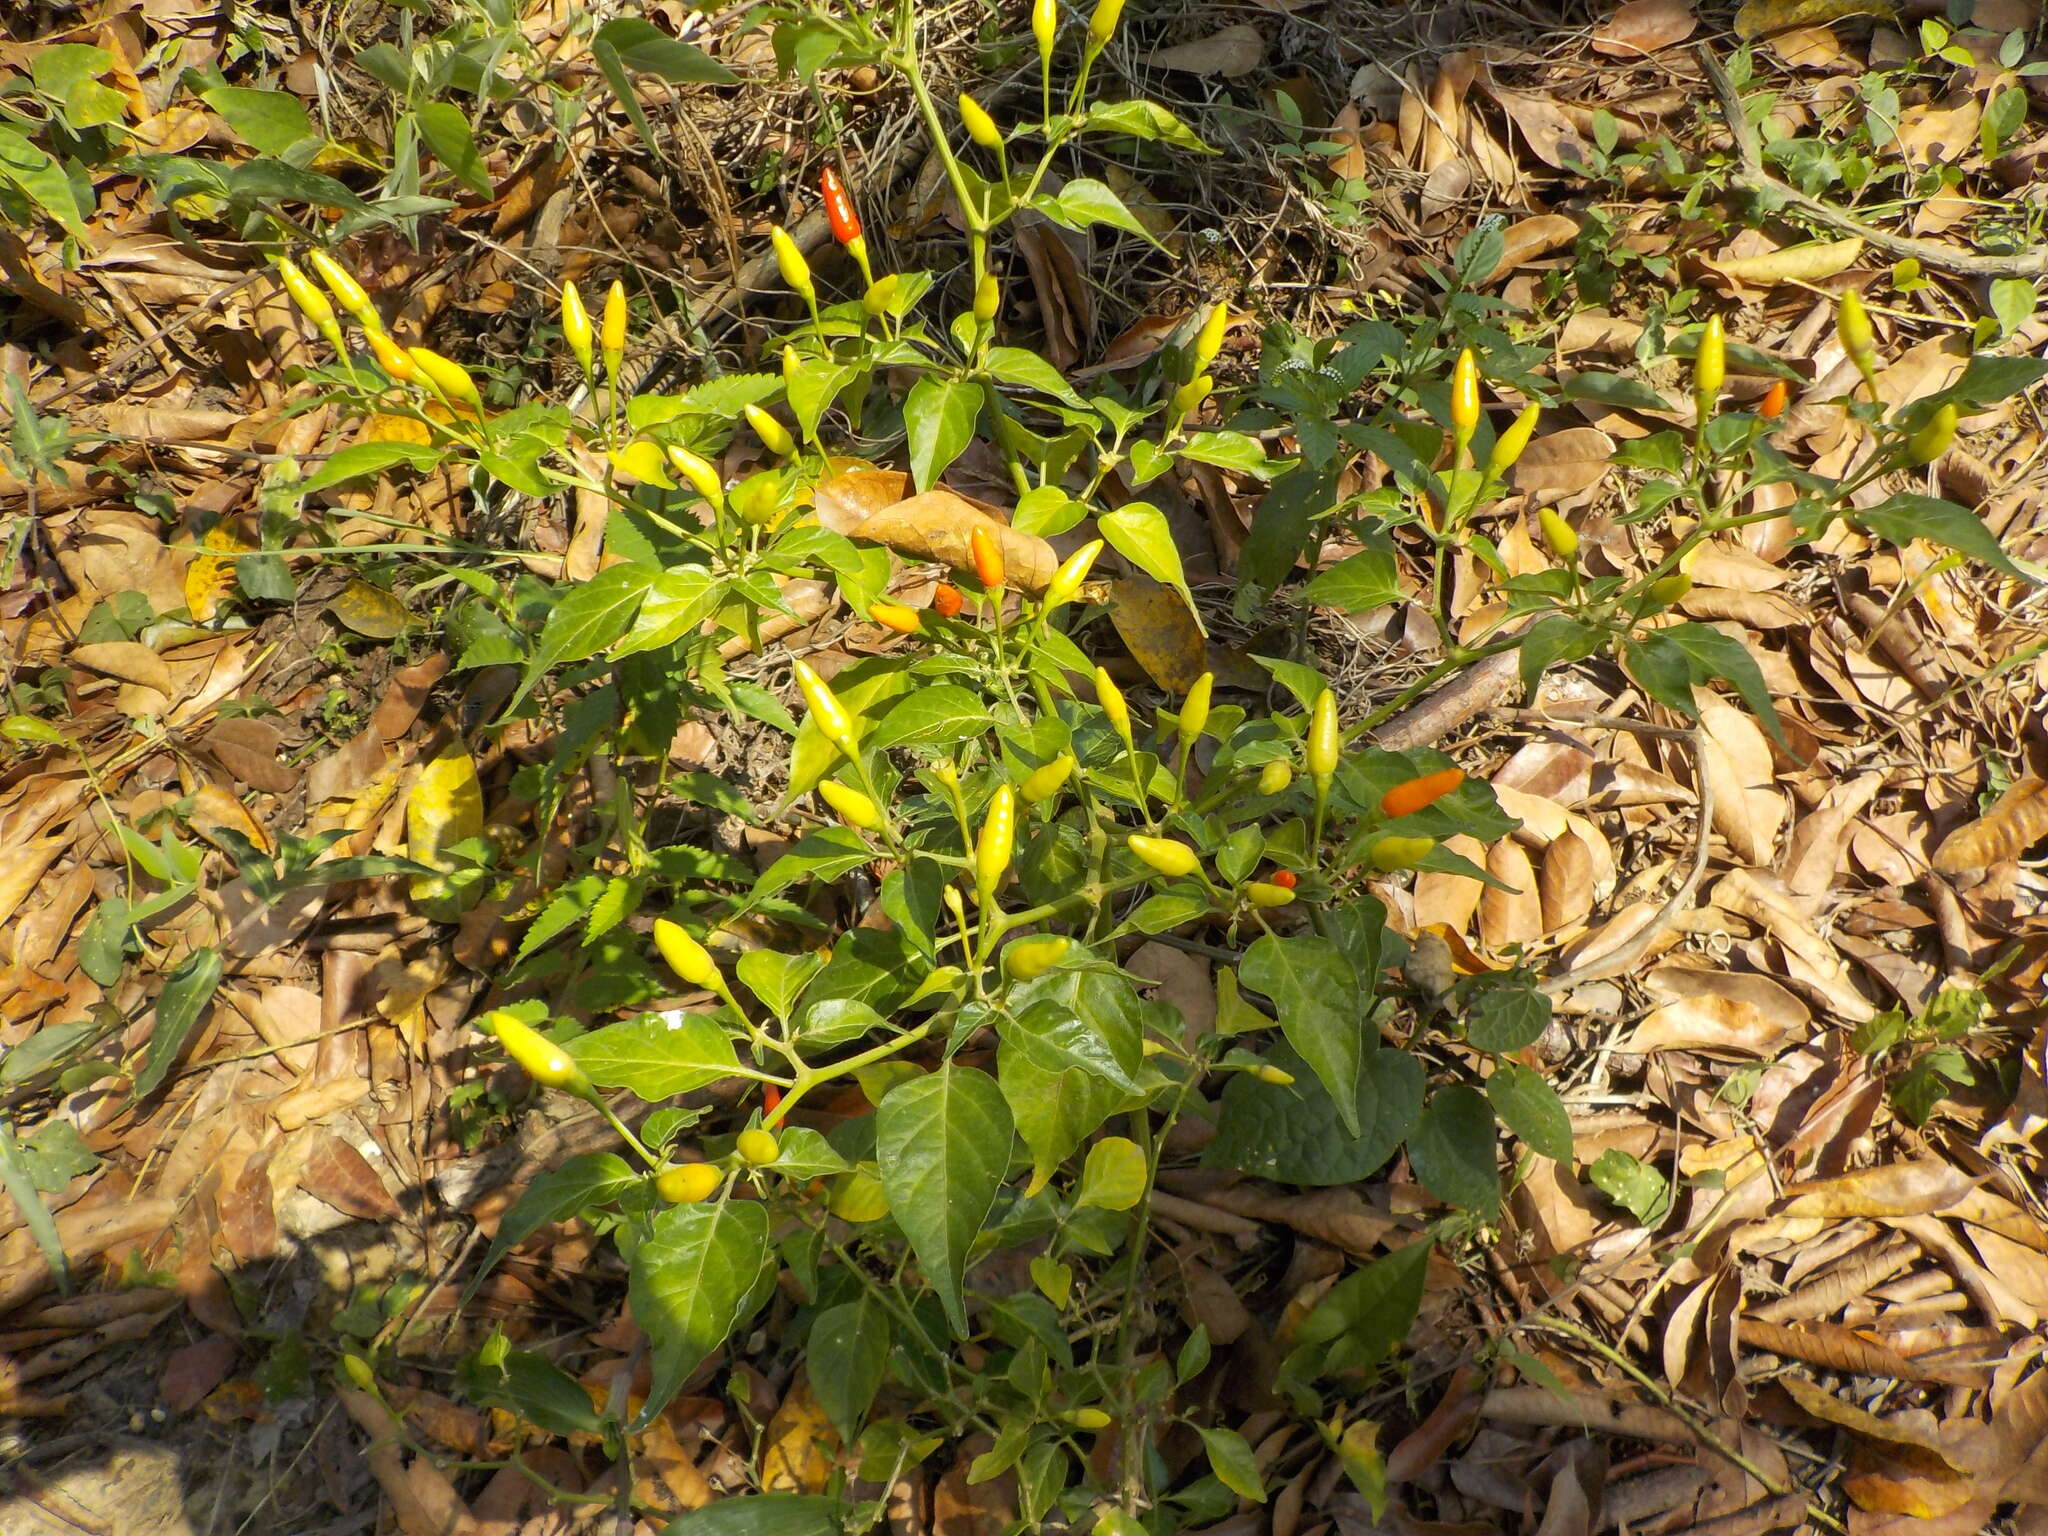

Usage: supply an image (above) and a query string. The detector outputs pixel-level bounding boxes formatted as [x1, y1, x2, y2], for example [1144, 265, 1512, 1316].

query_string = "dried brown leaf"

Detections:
[1145, 23, 1265, 76]
[1932, 777, 2048, 874]
[850, 491, 1058, 594]
[1594, 0, 1699, 54]
[1511, 428, 1617, 502]
[1107, 578, 1208, 694]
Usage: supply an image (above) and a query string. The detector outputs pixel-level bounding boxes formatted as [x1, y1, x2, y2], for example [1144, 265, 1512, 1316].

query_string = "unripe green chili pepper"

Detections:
[959, 93, 1002, 150]
[560, 279, 594, 377]
[1002, 934, 1071, 980]
[1906, 402, 1957, 465]
[486, 1009, 592, 1095]
[744, 402, 795, 457]
[1043, 539, 1104, 609]
[1368, 835, 1436, 872]
[1094, 667, 1131, 741]
[771, 226, 814, 300]
[793, 659, 859, 754]
[1034, 0, 1058, 63]
[1538, 508, 1578, 563]
[1246, 881, 1295, 908]
[601, 280, 627, 379]
[665, 444, 725, 508]
[1178, 672, 1213, 750]
[407, 346, 484, 415]
[654, 918, 721, 990]
[976, 784, 1016, 894]
[308, 250, 378, 332]
[1128, 834, 1200, 878]
[1694, 314, 1726, 415]
[1306, 689, 1340, 782]
[1486, 403, 1541, 480]
[1021, 753, 1076, 804]
[818, 779, 882, 829]
[973, 272, 1000, 324]
[1449, 348, 1481, 462]
[1257, 760, 1293, 795]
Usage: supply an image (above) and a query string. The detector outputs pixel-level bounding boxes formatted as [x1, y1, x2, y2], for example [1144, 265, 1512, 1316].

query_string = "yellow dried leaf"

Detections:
[760, 1377, 837, 1493]
[1932, 777, 2048, 874]
[1706, 236, 1864, 287]
[329, 579, 410, 639]
[365, 412, 435, 445]
[407, 741, 484, 900]
[185, 524, 253, 623]
[1734, 0, 1897, 36]
[1106, 578, 1207, 694]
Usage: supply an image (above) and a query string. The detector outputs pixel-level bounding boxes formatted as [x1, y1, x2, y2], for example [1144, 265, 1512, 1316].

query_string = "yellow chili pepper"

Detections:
[1034, 0, 1059, 64]
[1002, 934, 1071, 981]
[868, 602, 922, 635]
[1449, 347, 1481, 462]
[665, 444, 725, 507]
[611, 439, 673, 487]
[1837, 290, 1875, 366]
[1368, 835, 1436, 872]
[601, 280, 627, 379]
[793, 658, 859, 754]
[818, 779, 883, 829]
[976, 784, 1016, 894]
[1906, 402, 1957, 465]
[1065, 1408, 1113, 1430]
[407, 346, 484, 415]
[959, 93, 1002, 150]
[744, 402, 796, 458]
[970, 526, 1006, 589]
[1253, 1063, 1295, 1085]
[1694, 314, 1726, 415]
[735, 1129, 780, 1166]
[1486, 403, 1541, 480]
[771, 226, 815, 300]
[1128, 835, 1200, 878]
[656, 1163, 721, 1204]
[1178, 672, 1213, 750]
[1044, 539, 1104, 609]
[1087, 0, 1125, 50]
[1538, 508, 1579, 563]
[973, 272, 1000, 324]
[1306, 689, 1340, 782]
[560, 279, 594, 377]
[340, 1353, 377, 1391]
[1171, 374, 1212, 419]
[366, 329, 415, 382]
[1020, 753, 1076, 804]
[1644, 573, 1692, 610]
[308, 250, 378, 332]
[654, 917, 721, 990]
[1257, 760, 1292, 795]
[485, 1010, 592, 1096]
[1094, 667, 1131, 742]
[1191, 303, 1229, 374]
[1246, 881, 1295, 908]
[276, 257, 337, 333]
[782, 344, 803, 389]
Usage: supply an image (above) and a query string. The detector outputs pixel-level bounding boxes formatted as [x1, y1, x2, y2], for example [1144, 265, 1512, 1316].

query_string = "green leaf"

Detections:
[875, 1066, 1013, 1336]
[630, 1199, 771, 1428]
[1516, 614, 1606, 695]
[1236, 464, 1334, 620]
[1241, 936, 1363, 1136]
[661, 1496, 841, 1536]
[465, 1153, 638, 1301]
[1196, 1427, 1267, 1503]
[808, 1298, 890, 1443]
[495, 1350, 607, 1436]
[617, 567, 717, 658]
[866, 685, 990, 754]
[1659, 623, 1788, 746]
[904, 375, 980, 492]
[1587, 1148, 1670, 1225]
[998, 1048, 1138, 1194]
[1299, 549, 1401, 613]
[595, 17, 739, 83]
[0, 125, 92, 242]
[0, 1118, 69, 1292]
[734, 950, 821, 1023]
[1855, 492, 2030, 581]
[1078, 99, 1218, 153]
[1465, 983, 1552, 1053]
[1562, 371, 1674, 413]
[413, 102, 492, 197]
[1098, 502, 1196, 616]
[135, 947, 222, 1097]
[569, 1011, 741, 1099]
[1294, 1239, 1429, 1376]
[201, 87, 318, 157]
[1074, 1135, 1146, 1211]
[1039, 178, 1167, 249]
[511, 564, 654, 712]
[1203, 1040, 1421, 1186]
[984, 347, 1083, 405]
[1177, 431, 1271, 476]
[1486, 1063, 1572, 1162]
[1406, 1086, 1499, 1213]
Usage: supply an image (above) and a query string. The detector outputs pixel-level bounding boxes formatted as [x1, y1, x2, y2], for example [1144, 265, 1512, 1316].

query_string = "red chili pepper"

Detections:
[1268, 868, 1298, 889]
[931, 582, 964, 618]
[1380, 768, 1466, 819]
[763, 1085, 783, 1115]
[1757, 380, 1789, 419]
[970, 527, 1005, 590]
[820, 166, 862, 247]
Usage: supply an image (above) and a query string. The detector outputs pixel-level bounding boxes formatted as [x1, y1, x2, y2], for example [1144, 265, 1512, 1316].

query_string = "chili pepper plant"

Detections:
[260, 1, 2048, 1526]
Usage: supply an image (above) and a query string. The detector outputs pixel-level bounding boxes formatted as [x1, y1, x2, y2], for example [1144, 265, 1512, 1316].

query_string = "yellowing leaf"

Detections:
[407, 741, 484, 900]
[329, 579, 410, 639]
[1075, 1136, 1146, 1211]
[760, 1376, 837, 1493]
[185, 524, 253, 622]
[1733, 0, 1897, 37]
[364, 412, 434, 445]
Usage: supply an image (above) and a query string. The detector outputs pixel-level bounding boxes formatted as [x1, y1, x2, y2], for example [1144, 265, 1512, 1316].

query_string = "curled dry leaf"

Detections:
[1412, 834, 1488, 935]
[1695, 688, 1784, 868]
[1932, 777, 2048, 875]
[1480, 838, 1544, 951]
[1705, 236, 1865, 289]
[850, 490, 1058, 594]
[1623, 992, 1802, 1054]
[1106, 579, 1208, 695]
[1485, 214, 1580, 284]
[1593, 0, 1699, 55]
[1144, 23, 1266, 77]
[813, 468, 910, 535]
[1510, 428, 1617, 503]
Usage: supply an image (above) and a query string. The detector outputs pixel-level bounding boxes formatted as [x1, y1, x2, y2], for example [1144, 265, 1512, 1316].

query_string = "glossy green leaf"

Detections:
[1294, 1239, 1429, 1377]
[201, 87, 318, 157]
[1855, 492, 2029, 580]
[876, 1066, 1013, 1335]
[904, 375, 980, 492]
[1299, 549, 1401, 613]
[630, 1199, 771, 1428]
[1074, 1135, 1145, 1211]
[1241, 935, 1363, 1136]
[1486, 1062, 1572, 1162]
[1588, 1148, 1670, 1225]
[1406, 1086, 1499, 1213]
[1098, 502, 1196, 615]
[595, 17, 739, 83]
[569, 1012, 741, 1099]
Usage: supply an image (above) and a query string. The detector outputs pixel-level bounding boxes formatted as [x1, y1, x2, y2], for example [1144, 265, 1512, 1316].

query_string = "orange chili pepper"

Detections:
[869, 602, 922, 634]
[969, 526, 1005, 589]
[1757, 380, 1789, 419]
[1379, 767, 1465, 819]
[820, 165, 862, 247]
[1268, 868, 1298, 890]
[931, 582, 964, 618]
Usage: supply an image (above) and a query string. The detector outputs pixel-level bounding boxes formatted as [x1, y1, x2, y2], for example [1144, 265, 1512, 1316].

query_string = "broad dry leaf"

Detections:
[1696, 689, 1784, 867]
[1539, 827, 1596, 933]
[1705, 236, 1864, 287]
[1714, 869, 1876, 1022]
[760, 1375, 837, 1493]
[1734, 0, 1898, 37]
[184, 523, 252, 622]
[1932, 777, 2048, 874]
[1645, 962, 1810, 1031]
[299, 1133, 401, 1221]
[1594, 0, 1699, 55]
[1777, 1376, 1971, 1473]
[1777, 1161, 1977, 1219]
[1480, 839, 1543, 952]
[1624, 993, 1799, 1054]
[1494, 784, 1571, 848]
[1675, 586, 1808, 628]
[330, 579, 410, 639]
[407, 741, 485, 900]
[850, 490, 1058, 594]
[1485, 87, 1594, 171]
[1413, 833, 1487, 934]
[1783, 771, 1885, 896]
[68, 640, 172, 695]
[1105, 579, 1207, 694]
[812, 468, 909, 535]
[1145, 23, 1265, 77]
[1486, 214, 1579, 283]
[1510, 428, 1616, 502]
